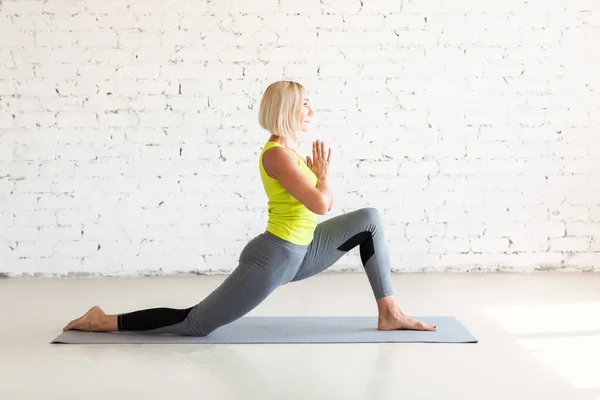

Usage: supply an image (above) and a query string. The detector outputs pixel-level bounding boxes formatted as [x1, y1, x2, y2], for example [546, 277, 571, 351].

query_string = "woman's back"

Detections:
[259, 141, 318, 245]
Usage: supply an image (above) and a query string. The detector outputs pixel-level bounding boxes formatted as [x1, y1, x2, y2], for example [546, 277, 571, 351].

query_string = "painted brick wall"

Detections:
[0, 0, 599, 277]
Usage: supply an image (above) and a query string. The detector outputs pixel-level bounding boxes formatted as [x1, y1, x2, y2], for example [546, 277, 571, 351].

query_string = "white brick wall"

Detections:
[1, 0, 599, 277]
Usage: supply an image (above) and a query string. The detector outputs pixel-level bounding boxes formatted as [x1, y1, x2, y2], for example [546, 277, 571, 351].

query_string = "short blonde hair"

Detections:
[258, 80, 305, 139]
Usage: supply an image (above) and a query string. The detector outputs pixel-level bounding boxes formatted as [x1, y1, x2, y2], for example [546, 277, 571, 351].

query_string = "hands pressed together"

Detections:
[306, 139, 331, 180]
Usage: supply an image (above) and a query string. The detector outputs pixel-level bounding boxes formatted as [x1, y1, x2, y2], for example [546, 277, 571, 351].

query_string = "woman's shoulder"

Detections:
[262, 143, 300, 179]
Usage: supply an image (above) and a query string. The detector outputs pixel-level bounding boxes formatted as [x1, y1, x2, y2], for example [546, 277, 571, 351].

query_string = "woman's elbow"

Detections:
[308, 199, 329, 215]
[315, 198, 330, 215]
[315, 205, 328, 215]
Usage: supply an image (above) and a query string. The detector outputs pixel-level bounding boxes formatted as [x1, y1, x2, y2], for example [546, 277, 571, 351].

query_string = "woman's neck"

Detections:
[268, 135, 295, 149]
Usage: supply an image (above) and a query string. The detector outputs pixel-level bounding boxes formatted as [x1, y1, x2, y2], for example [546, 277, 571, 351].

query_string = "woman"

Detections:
[63, 81, 436, 335]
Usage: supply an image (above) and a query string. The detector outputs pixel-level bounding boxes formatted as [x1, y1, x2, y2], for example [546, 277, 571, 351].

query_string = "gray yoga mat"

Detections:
[51, 316, 477, 344]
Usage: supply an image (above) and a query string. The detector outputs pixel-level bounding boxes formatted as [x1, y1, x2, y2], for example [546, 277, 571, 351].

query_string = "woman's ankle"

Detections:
[376, 295, 399, 319]
[93, 315, 118, 332]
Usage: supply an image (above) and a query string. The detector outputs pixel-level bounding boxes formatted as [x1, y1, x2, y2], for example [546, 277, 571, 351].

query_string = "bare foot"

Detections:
[378, 311, 437, 332]
[63, 306, 106, 332]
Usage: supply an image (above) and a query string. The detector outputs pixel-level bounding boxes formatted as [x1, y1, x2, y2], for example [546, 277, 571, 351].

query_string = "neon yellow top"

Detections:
[259, 141, 318, 245]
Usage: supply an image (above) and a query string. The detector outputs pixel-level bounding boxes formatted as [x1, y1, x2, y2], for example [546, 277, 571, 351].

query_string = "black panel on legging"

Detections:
[337, 231, 375, 265]
[117, 307, 193, 331]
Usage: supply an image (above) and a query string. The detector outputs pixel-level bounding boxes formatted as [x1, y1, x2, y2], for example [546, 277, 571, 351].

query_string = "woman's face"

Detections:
[300, 96, 314, 132]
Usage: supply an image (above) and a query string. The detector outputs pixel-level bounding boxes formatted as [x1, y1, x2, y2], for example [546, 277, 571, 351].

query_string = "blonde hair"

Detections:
[258, 80, 305, 139]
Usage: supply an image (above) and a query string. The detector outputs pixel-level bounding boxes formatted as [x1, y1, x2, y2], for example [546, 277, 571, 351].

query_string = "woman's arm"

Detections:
[263, 147, 331, 215]
[318, 176, 334, 212]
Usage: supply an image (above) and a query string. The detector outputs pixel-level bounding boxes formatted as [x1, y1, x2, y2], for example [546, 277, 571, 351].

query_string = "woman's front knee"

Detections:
[358, 207, 384, 226]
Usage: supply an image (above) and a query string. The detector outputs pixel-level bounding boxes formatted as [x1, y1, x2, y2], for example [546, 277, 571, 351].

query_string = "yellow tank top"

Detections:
[259, 141, 318, 245]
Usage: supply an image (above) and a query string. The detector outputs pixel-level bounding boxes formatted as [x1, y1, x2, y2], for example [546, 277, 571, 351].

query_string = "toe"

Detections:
[63, 320, 76, 331]
[426, 324, 437, 331]
[408, 317, 436, 332]
[416, 321, 435, 331]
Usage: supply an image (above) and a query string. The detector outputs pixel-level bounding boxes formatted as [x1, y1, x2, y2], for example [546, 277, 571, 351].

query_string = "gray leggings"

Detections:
[117, 207, 394, 336]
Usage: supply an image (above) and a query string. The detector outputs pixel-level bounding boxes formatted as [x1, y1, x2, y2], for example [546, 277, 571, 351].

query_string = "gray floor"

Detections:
[1, 273, 599, 400]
